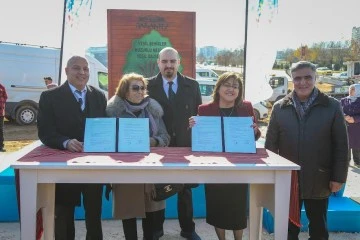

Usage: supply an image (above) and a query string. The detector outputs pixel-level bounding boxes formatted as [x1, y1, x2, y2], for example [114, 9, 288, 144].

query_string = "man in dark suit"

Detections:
[147, 47, 202, 240]
[37, 56, 107, 240]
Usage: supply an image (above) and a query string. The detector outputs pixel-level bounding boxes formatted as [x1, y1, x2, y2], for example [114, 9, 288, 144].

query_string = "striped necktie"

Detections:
[75, 90, 84, 110]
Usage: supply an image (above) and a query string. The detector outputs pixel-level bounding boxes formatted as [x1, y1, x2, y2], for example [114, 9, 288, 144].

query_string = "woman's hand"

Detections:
[188, 116, 196, 129]
[251, 123, 259, 136]
[150, 137, 158, 147]
[345, 115, 355, 123]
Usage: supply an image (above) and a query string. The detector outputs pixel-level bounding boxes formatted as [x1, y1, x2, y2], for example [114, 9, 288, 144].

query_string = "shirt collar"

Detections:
[68, 82, 87, 95]
[162, 75, 178, 87]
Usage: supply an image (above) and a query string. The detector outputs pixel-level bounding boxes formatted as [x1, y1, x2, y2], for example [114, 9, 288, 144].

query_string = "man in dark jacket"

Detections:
[265, 61, 349, 240]
[37, 56, 107, 240]
[147, 47, 202, 240]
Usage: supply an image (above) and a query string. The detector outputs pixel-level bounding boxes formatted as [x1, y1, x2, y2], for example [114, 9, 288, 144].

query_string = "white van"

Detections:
[196, 68, 218, 81]
[197, 80, 268, 120]
[0, 42, 108, 125]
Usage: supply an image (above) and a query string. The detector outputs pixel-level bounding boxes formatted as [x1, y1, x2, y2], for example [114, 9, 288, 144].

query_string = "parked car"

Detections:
[253, 101, 269, 120]
[197, 80, 268, 120]
[316, 67, 332, 76]
[338, 71, 348, 79]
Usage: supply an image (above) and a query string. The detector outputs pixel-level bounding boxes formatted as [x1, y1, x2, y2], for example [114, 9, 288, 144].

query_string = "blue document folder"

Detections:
[191, 116, 222, 152]
[118, 118, 150, 152]
[223, 117, 256, 153]
[84, 118, 117, 152]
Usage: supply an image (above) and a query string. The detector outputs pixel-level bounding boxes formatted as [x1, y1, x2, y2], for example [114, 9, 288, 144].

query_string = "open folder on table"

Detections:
[191, 116, 256, 153]
[83, 118, 150, 152]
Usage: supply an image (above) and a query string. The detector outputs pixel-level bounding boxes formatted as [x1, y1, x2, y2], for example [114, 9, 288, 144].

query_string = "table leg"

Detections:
[38, 183, 55, 240]
[249, 184, 274, 240]
[19, 170, 37, 240]
[274, 171, 291, 240]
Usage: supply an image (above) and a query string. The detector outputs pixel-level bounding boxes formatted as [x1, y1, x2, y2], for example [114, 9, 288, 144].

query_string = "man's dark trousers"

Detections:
[55, 184, 103, 240]
[288, 198, 329, 240]
[169, 138, 195, 233]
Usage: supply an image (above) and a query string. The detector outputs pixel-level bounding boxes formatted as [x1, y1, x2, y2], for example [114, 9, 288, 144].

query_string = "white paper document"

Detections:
[191, 116, 222, 152]
[118, 118, 150, 152]
[83, 118, 117, 152]
[223, 117, 256, 153]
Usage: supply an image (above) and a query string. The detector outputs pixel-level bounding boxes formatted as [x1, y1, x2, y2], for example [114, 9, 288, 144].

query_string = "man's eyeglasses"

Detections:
[130, 85, 146, 92]
[222, 83, 240, 90]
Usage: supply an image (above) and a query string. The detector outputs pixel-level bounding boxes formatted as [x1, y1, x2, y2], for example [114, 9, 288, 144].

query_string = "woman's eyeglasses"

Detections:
[222, 83, 239, 90]
[130, 85, 146, 92]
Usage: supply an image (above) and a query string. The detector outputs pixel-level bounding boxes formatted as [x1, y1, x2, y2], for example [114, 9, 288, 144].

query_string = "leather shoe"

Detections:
[143, 229, 164, 240]
[180, 230, 201, 240]
[154, 229, 164, 238]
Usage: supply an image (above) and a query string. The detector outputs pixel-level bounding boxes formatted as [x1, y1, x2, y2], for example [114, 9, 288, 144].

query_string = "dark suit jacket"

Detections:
[147, 72, 202, 147]
[37, 81, 107, 205]
[198, 101, 261, 140]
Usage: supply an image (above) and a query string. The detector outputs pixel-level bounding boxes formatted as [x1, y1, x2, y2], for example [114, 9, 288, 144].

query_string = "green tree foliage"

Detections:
[347, 40, 360, 61]
[284, 40, 355, 69]
[212, 48, 244, 67]
[196, 52, 206, 64]
[123, 30, 183, 78]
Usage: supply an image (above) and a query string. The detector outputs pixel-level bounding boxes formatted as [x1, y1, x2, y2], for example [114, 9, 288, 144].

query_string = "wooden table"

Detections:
[12, 141, 299, 240]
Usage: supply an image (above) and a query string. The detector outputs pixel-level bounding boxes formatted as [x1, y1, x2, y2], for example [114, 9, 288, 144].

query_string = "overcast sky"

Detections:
[0, 0, 358, 51]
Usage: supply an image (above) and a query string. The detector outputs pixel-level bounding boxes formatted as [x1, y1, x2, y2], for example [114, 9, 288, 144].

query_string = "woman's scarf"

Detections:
[124, 97, 158, 136]
[292, 88, 319, 119]
[348, 84, 360, 103]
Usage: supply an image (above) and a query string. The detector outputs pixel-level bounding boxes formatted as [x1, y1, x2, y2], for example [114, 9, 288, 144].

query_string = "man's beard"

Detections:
[165, 68, 175, 78]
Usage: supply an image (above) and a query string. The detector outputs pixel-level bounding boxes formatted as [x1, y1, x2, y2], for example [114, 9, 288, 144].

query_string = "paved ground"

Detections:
[0, 218, 360, 240]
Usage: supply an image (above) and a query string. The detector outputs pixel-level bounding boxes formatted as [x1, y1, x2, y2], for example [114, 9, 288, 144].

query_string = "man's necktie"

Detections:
[75, 90, 84, 110]
[168, 81, 175, 103]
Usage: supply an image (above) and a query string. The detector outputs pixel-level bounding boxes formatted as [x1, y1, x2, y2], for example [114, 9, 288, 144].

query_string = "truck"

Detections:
[320, 61, 360, 86]
[0, 42, 108, 125]
[266, 66, 360, 103]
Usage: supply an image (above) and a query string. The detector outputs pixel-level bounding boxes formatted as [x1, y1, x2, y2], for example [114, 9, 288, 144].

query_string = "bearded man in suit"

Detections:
[37, 56, 106, 240]
[147, 47, 202, 240]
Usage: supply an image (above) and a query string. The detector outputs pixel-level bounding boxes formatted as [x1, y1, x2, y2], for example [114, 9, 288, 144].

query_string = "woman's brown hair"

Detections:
[115, 73, 147, 99]
[211, 72, 243, 106]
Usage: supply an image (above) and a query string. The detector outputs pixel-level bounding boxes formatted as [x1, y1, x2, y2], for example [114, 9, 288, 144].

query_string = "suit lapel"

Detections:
[85, 85, 95, 115]
[210, 102, 221, 116]
[153, 74, 171, 106]
[174, 73, 190, 105]
[61, 82, 80, 108]
[60, 81, 84, 118]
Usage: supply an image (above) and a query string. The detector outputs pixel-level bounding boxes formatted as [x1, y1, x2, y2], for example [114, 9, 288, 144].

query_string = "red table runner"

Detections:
[18, 145, 268, 164]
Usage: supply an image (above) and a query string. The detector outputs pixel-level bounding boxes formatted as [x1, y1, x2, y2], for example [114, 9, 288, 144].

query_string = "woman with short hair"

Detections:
[189, 72, 261, 240]
[106, 73, 170, 240]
